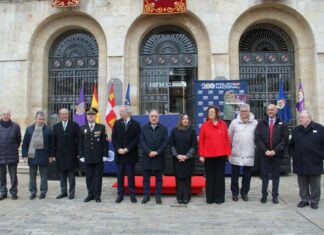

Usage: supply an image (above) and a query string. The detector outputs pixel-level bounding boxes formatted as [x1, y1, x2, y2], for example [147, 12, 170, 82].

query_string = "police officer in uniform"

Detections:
[79, 107, 108, 203]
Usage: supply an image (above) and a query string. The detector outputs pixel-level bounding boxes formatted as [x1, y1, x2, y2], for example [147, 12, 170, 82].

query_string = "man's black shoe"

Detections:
[141, 196, 150, 204]
[11, 194, 18, 200]
[310, 203, 318, 209]
[68, 194, 74, 200]
[39, 194, 46, 199]
[56, 193, 68, 199]
[297, 201, 309, 208]
[130, 197, 137, 203]
[156, 197, 162, 204]
[0, 194, 7, 200]
[115, 196, 124, 203]
[84, 196, 94, 202]
[95, 198, 101, 203]
[241, 194, 249, 201]
[29, 194, 36, 200]
[260, 196, 267, 204]
[273, 197, 279, 204]
[232, 196, 239, 201]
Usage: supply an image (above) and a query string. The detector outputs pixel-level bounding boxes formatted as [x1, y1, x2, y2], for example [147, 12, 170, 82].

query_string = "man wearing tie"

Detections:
[79, 107, 108, 203]
[255, 104, 288, 204]
[112, 105, 141, 203]
[53, 108, 79, 199]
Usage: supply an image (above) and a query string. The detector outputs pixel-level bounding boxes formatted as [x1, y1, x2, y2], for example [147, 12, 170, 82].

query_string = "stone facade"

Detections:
[0, 0, 323, 130]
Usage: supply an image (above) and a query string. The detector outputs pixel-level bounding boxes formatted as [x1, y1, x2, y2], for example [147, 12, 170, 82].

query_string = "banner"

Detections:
[143, 0, 186, 14]
[52, 0, 80, 7]
[194, 80, 248, 135]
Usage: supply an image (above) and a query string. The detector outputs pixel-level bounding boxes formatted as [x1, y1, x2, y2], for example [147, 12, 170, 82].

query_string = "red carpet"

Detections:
[112, 176, 205, 195]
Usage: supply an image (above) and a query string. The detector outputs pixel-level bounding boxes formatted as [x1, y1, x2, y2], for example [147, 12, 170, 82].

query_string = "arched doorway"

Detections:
[48, 30, 99, 126]
[139, 25, 197, 118]
[239, 23, 296, 125]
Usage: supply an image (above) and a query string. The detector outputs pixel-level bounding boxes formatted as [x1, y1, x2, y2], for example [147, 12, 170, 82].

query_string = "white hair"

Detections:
[149, 109, 159, 116]
[300, 110, 312, 119]
[120, 105, 132, 114]
[35, 111, 45, 119]
[239, 103, 250, 111]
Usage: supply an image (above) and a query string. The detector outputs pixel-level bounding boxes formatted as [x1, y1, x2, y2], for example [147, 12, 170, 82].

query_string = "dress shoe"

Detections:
[273, 197, 279, 204]
[156, 197, 162, 204]
[260, 196, 267, 204]
[241, 194, 249, 201]
[56, 193, 68, 199]
[11, 194, 18, 200]
[84, 196, 94, 202]
[29, 194, 36, 200]
[68, 195, 74, 200]
[95, 198, 101, 203]
[232, 196, 239, 202]
[310, 203, 318, 209]
[297, 201, 309, 208]
[178, 200, 183, 204]
[115, 196, 124, 203]
[183, 200, 189, 204]
[0, 194, 7, 200]
[39, 194, 46, 199]
[130, 197, 137, 203]
[141, 196, 150, 204]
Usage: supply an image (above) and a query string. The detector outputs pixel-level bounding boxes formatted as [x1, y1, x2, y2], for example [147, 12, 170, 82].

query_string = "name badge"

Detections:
[313, 130, 317, 133]
[279, 122, 283, 125]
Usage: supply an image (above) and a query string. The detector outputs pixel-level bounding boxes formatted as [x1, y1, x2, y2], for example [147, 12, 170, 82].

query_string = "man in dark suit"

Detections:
[112, 105, 140, 203]
[255, 104, 289, 204]
[139, 110, 168, 204]
[53, 108, 79, 200]
[79, 107, 108, 203]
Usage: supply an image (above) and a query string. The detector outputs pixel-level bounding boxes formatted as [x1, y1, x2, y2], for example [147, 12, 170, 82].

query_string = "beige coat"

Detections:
[228, 113, 258, 167]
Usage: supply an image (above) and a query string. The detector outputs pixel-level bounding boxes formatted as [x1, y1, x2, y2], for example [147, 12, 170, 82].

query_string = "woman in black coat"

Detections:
[170, 114, 197, 204]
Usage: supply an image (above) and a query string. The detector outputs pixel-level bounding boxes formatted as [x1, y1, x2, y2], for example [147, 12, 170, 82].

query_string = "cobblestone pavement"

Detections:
[0, 172, 323, 235]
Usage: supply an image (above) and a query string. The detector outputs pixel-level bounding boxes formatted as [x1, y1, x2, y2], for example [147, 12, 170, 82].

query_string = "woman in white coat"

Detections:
[228, 104, 258, 201]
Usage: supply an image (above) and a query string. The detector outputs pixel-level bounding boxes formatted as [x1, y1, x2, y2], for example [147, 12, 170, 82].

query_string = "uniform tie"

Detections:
[269, 119, 274, 149]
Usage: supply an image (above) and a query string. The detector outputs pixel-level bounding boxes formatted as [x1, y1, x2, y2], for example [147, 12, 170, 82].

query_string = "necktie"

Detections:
[269, 119, 274, 149]
[90, 123, 94, 131]
[63, 122, 67, 131]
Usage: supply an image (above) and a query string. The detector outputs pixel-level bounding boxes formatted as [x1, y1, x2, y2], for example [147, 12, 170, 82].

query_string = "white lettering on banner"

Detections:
[201, 82, 242, 90]
[208, 90, 213, 94]
[198, 101, 203, 106]
[214, 96, 219, 100]
[208, 101, 213, 105]
[203, 107, 208, 111]
[203, 96, 208, 100]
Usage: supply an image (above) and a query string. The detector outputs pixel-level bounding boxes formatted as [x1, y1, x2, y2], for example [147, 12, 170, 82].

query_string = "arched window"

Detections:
[239, 24, 295, 124]
[48, 30, 98, 126]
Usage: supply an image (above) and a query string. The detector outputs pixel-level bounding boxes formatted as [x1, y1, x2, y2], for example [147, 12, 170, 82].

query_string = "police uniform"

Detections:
[79, 107, 108, 202]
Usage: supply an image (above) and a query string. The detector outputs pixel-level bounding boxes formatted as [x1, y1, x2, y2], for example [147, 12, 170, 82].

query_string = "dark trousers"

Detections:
[205, 157, 226, 204]
[260, 157, 281, 198]
[85, 162, 103, 199]
[29, 165, 48, 195]
[176, 177, 191, 201]
[59, 170, 75, 196]
[297, 174, 321, 204]
[231, 165, 253, 197]
[117, 163, 136, 197]
[0, 163, 18, 196]
[143, 169, 162, 197]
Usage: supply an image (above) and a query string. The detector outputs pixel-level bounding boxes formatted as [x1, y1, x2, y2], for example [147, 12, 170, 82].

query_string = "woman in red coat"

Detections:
[199, 105, 231, 204]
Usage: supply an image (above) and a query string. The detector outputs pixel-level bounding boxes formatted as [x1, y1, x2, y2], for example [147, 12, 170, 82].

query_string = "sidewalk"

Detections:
[0, 170, 323, 235]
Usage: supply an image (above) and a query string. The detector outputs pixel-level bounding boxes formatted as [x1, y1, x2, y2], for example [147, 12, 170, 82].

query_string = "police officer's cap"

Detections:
[86, 107, 98, 115]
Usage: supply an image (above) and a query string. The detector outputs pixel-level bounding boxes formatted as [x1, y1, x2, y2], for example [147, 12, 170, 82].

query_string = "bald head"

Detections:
[59, 108, 69, 122]
[1, 109, 11, 122]
[267, 104, 277, 118]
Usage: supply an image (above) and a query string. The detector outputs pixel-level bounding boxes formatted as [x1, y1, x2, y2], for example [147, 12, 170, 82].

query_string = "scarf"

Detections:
[28, 125, 44, 159]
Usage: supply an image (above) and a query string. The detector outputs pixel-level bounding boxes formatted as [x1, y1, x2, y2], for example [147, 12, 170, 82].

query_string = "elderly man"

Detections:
[228, 104, 258, 202]
[140, 110, 168, 204]
[255, 104, 289, 204]
[22, 111, 53, 200]
[0, 109, 21, 200]
[289, 110, 324, 209]
[53, 108, 79, 200]
[79, 107, 108, 203]
[112, 105, 141, 203]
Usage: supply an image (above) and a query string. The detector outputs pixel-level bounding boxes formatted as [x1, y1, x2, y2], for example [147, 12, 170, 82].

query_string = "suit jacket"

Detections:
[111, 118, 141, 164]
[79, 123, 108, 164]
[53, 121, 79, 171]
[139, 122, 168, 170]
[255, 117, 289, 158]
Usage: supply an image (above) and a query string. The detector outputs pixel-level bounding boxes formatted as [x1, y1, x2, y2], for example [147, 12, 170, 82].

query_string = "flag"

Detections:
[276, 80, 292, 123]
[105, 84, 117, 129]
[124, 83, 131, 106]
[73, 81, 86, 126]
[296, 81, 305, 113]
[91, 83, 100, 123]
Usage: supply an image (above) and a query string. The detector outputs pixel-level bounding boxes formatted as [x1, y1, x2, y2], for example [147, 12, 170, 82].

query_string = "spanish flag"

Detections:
[91, 84, 100, 123]
[105, 84, 117, 129]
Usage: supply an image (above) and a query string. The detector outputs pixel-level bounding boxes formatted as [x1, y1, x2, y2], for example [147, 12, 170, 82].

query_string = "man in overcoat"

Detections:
[289, 110, 324, 209]
[53, 108, 79, 199]
[139, 110, 168, 204]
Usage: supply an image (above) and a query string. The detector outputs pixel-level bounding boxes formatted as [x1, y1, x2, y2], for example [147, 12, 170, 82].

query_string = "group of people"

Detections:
[0, 103, 323, 209]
